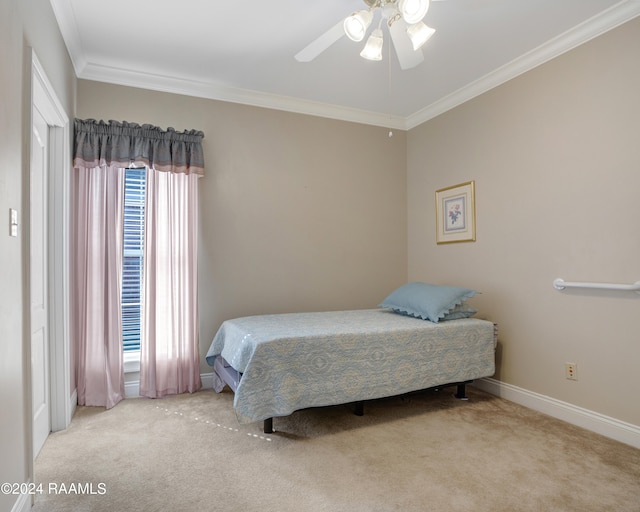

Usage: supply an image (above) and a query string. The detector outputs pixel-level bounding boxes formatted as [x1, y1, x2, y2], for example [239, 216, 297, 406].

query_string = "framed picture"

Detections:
[435, 181, 476, 244]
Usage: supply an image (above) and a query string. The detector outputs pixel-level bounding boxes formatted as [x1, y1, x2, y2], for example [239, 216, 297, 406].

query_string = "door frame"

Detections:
[30, 50, 73, 438]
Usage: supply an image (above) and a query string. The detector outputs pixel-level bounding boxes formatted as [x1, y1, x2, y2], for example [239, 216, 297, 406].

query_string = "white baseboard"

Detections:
[123, 373, 640, 448]
[124, 372, 216, 399]
[473, 377, 640, 449]
[11, 485, 31, 512]
[124, 380, 140, 398]
[69, 388, 77, 424]
[200, 372, 216, 390]
[123, 373, 639, 448]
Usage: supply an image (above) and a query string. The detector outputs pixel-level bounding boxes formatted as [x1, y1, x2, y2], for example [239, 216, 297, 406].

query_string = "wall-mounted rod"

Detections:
[553, 278, 640, 294]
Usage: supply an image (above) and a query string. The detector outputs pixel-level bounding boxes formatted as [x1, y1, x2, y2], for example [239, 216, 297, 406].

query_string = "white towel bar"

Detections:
[553, 278, 640, 294]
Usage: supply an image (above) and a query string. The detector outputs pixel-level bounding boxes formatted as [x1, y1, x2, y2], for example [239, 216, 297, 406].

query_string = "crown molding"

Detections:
[52, 0, 640, 131]
[49, 0, 87, 74]
[79, 62, 408, 130]
[405, 0, 640, 129]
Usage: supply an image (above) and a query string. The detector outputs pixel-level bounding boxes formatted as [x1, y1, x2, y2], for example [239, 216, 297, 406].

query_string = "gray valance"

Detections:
[73, 119, 205, 175]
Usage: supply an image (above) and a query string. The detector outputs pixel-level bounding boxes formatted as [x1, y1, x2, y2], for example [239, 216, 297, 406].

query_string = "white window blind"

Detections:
[122, 168, 146, 352]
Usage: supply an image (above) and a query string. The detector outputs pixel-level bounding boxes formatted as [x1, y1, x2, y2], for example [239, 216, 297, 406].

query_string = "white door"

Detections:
[31, 104, 50, 458]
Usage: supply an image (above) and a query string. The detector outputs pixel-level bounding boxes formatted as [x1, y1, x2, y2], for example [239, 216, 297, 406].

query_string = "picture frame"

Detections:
[435, 181, 476, 244]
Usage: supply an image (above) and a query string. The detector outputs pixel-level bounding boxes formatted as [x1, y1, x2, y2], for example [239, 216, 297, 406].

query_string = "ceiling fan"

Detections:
[295, 0, 443, 70]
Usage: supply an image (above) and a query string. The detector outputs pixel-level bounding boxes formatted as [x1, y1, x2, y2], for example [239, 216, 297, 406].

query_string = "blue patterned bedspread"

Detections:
[206, 309, 495, 424]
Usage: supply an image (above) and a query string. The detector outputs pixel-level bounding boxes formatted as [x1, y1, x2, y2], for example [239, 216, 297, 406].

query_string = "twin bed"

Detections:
[206, 284, 496, 433]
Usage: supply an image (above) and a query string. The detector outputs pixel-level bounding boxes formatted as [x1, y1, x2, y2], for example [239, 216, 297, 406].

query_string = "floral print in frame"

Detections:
[435, 181, 476, 244]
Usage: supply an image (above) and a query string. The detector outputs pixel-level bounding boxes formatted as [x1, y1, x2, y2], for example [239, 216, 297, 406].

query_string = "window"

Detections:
[122, 168, 146, 355]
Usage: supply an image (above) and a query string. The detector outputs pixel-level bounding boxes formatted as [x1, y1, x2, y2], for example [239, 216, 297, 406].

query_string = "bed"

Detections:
[206, 304, 497, 433]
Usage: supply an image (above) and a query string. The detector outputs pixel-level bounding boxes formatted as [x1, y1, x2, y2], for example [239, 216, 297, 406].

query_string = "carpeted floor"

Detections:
[33, 386, 640, 512]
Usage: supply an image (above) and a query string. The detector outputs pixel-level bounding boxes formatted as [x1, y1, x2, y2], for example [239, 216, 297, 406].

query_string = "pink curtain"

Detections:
[139, 168, 202, 397]
[71, 165, 125, 409]
[72, 119, 204, 406]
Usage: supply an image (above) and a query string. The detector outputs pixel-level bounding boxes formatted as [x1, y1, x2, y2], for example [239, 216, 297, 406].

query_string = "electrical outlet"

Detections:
[565, 363, 577, 381]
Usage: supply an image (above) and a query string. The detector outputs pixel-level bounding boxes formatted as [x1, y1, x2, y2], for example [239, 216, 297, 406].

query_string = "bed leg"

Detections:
[454, 384, 469, 400]
[264, 418, 273, 434]
[354, 401, 364, 416]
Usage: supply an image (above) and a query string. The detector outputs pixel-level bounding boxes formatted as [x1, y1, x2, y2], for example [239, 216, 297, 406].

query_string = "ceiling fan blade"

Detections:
[295, 20, 346, 62]
[388, 17, 424, 70]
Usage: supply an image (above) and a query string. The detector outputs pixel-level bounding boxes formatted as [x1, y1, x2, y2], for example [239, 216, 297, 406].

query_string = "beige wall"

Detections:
[407, 17, 640, 426]
[0, 0, 75, 509]
[0, 3, 28, 510]
[76, 82, 408, 373]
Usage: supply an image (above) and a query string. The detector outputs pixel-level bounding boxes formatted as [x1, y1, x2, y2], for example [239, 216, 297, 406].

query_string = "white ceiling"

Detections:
[50, 0, 640, 129]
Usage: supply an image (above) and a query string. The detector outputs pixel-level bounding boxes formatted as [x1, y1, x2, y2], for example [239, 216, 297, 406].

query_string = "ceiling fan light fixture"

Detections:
[344, 10, 374, 42]
[360, 28, 384, 61]
[407, 21, 435, 51]
[398, 0, 430, 25]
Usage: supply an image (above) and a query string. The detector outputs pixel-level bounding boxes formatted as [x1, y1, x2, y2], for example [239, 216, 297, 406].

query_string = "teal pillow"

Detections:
[379, 282, 476, 323]
[440, 302, 477, 321]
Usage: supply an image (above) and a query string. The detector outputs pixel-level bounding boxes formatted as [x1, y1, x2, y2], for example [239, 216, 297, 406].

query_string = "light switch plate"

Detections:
[9, 208, 18, 237]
